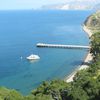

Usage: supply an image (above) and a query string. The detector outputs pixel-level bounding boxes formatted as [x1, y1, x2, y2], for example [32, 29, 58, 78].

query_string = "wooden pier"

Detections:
[36, 43, 90, 49]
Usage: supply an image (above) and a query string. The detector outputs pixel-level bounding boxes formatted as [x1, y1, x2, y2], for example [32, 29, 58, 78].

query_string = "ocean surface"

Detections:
[0, 10, 93, 95]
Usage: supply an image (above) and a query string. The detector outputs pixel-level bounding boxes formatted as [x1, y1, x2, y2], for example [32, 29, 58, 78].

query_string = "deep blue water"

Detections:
[0, 10, 93, 95]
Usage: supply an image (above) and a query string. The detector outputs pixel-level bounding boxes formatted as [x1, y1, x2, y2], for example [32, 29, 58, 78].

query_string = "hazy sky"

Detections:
[0, 0, 66, 10]
[0, 0, 99, 10]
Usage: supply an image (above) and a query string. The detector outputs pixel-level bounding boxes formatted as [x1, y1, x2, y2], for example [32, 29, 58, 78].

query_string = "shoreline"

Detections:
[64, 25, 93, 82]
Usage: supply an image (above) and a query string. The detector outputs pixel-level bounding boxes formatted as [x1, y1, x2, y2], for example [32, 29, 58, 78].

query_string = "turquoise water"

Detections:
[0, 10, 92, 95]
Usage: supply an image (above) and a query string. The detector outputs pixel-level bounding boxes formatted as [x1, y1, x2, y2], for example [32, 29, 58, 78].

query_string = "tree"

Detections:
[90, 32, 100, 61]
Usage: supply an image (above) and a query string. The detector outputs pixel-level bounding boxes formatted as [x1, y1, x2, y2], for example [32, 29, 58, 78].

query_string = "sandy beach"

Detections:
[65, 25, 93, 82]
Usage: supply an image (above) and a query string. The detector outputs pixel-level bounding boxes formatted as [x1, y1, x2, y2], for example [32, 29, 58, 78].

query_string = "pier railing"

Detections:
[36, 43, 90, 49]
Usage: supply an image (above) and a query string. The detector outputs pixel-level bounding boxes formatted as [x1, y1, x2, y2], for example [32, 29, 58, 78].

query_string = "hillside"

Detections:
[41, 4, 91, 10]
[85, 11, 100, 32]
[41, 0, 100, 10]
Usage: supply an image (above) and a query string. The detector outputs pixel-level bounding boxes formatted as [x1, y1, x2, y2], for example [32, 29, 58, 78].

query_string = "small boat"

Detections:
[26, 54, 40, 60]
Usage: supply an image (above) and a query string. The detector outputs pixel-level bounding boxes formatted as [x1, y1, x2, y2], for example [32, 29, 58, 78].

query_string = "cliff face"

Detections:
[85, 11, 100, 32]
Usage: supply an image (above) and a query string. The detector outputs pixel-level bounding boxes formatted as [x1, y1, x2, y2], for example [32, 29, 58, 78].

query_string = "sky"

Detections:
[0, 0, 66, 10]
[0, 0, 99, 10]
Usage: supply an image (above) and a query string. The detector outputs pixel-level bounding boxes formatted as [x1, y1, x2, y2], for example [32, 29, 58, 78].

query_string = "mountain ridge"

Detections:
[41, 0, 100, 10]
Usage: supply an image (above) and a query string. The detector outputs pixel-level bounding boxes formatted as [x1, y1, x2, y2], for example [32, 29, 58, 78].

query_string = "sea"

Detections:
[0, 10, 93, 95]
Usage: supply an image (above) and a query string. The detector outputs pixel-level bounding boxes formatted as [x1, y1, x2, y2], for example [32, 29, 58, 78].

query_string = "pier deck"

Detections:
[36, 43, 90, 49]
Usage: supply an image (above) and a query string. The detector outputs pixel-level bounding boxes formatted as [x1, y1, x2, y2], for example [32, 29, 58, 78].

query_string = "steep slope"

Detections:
[85, 11, 100, 32]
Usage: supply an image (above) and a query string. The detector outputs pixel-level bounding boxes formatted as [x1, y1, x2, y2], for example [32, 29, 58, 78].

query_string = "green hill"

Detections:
[85, 11, 100, 32]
